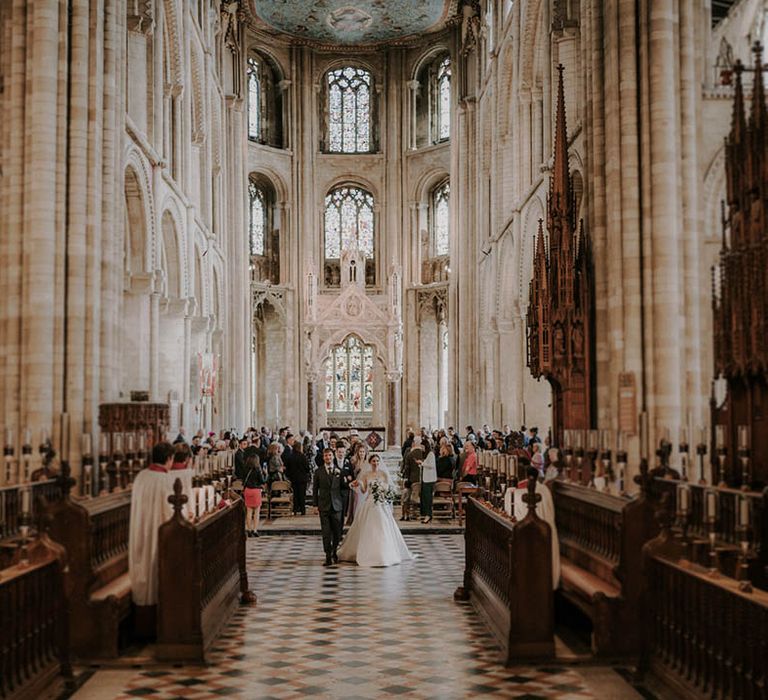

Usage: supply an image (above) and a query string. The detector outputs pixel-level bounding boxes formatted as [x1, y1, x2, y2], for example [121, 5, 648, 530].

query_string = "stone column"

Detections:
[183, 301, 194, 408]
[149, 283, 161, 400]
[387, 374, 402, 448]
[407, 79, 420, 150]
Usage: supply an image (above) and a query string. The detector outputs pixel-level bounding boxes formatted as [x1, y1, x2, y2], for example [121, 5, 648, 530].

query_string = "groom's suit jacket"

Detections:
[313, 463, 346, 513]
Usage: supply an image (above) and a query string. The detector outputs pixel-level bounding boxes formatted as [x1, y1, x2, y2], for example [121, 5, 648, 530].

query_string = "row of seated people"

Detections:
[0, 442, 253, 699]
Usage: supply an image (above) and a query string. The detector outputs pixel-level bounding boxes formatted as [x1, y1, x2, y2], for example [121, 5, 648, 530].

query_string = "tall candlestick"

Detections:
[678, 484, 689, 514]
[81, 433, 93, 456]
[4, 427, 13, 449]
[21, 487, 31, 514]
[739, 495, 750, 528]
[737, 425, 750, 450]
[715, 425, 726, 449]
[706, 490, 717, 519]
[22, 427, 32, 447]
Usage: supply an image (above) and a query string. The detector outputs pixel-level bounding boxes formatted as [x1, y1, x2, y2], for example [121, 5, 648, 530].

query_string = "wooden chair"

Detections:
[433, 480, 455, 520]
[267, 480, 293, 519]
[454, 481, 480, 525]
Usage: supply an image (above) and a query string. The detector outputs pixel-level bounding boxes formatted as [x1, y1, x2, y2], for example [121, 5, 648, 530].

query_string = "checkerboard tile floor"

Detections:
[72, 535, 639, 699]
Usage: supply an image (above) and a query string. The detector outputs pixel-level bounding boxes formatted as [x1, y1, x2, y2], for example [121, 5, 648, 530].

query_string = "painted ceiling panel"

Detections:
[250, 0, 452, 45]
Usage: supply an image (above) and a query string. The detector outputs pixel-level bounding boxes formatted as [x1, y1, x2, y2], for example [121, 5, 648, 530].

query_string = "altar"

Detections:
[321, 426, 387, 452]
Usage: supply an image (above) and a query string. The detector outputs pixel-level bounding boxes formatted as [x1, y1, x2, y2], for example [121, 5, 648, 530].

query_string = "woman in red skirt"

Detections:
[241, 453, 265, 537]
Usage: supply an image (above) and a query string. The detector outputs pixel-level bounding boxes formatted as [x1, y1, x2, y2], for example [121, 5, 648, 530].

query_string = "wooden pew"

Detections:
[156, 480, 255, 662]
[0, 532, 71, 700]
[46, 471, 132, 659]
[455, 488, 554, 662]
[551, 478, 657, 656]
[640, 517, 768, 699]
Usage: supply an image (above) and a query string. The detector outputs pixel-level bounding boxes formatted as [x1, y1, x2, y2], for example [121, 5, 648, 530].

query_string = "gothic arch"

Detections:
[248, 166, 289, 203]
[322, 176, 379, 203]
[520, 0, 545, 90]
[413, 167, 450, 202]
[317, 58, 380, 86]
[123, 161, 153, 274]
[410, 44, 451, 80]
[317, 331, 387, 376]
[160, 210, 183, 299]
[703, 146, 727, 243]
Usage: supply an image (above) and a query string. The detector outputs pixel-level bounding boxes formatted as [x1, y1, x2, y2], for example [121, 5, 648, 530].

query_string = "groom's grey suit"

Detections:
[313, 462, 346, 558]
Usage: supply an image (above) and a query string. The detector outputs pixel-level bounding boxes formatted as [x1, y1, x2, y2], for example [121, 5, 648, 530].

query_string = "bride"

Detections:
[338, 453, 414, 567]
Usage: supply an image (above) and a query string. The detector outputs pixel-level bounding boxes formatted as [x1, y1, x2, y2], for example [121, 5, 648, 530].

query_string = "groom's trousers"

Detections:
[319, 507, 343, 554]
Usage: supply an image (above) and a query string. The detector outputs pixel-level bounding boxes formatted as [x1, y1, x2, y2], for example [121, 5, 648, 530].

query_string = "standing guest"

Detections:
[128, 442, 176, 635]
[401, 429, 415, 458]
[284, 435, 311, 515]
[267, 442, 285, 483]
[401, 436, 425, 521]
[448, 426, 463, 453]
[531, 442, 545, 476]
[457, 440, 478, 484]
[437, 442, 456, 482]
[240, 454, 265, 537]
[191, 435, 202, 455]
[420, 448, 437, 524]
[334, 444, 354, 518]
[346, 442, 368, 525]
[171, 443, 194, 515]
[313, 448, 346, 566]
[316, 430, 331, 455]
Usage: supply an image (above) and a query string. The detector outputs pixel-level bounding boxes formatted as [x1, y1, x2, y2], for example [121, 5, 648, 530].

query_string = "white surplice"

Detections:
[504, 482, 561, 589]
[129, 468, 175, 606]
[338, 471, 414, 567]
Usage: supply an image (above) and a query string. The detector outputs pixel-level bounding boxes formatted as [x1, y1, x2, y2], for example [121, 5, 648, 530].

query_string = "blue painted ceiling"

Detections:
[250, 1, 453, 45]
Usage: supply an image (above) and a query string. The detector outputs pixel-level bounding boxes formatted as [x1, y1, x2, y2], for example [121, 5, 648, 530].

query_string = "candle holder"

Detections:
[679, 440, 689, 482]
[17, 509, 32, 569]
[600, 449, 612, 493]
[738, 448, 751, 492]
[4, 443, 15, 486]
[716, 446, 728, 488]
[696, 440, 707, 485]
[675, 490, 692, 560]
[706, 516, 720, 577]
[616, 451, 628, 496]
[82, 455, 94, 498]
[734, 524, 753, 592]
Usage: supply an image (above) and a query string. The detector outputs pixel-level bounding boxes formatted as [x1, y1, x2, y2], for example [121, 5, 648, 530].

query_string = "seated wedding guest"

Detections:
[436, 442, 456, 482]
[505, 466, 560, 589]
[171, 443, 194, 515]
[241, 454, 265, 537]
[129, 441, 175, 635]
[457, 440, 478, 484]
[285, 434, 311, 516]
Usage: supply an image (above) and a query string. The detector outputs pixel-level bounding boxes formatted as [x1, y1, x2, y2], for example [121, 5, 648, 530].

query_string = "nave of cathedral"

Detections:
[2, 0, 768, 698]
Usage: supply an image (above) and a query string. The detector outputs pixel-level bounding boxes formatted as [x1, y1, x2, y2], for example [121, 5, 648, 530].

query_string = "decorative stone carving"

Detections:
[127, 0, 154, 34]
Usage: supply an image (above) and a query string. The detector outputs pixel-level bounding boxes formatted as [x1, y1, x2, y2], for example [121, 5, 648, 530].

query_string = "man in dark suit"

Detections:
[285, 435, 311, 515]
[313, 448, 346, 566]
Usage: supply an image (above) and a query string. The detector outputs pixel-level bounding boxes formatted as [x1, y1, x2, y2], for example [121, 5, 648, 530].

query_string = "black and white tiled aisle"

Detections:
[72, 535, 643, 699]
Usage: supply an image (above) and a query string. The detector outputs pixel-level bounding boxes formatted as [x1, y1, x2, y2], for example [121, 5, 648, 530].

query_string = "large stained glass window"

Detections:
[327, 66, 372, 153]
[325, 337, 374, 414]
[435, 55, 451, 141]
[432, 179, 450, 256]
[324, 186, 374, 259]
[247, 56, 261, 141]
[249, 178, 266, 255]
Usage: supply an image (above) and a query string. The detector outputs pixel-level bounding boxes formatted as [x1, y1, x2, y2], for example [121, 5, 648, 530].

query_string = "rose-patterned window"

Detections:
[324, 186, 375, 260]
[325, 336, 374, 415]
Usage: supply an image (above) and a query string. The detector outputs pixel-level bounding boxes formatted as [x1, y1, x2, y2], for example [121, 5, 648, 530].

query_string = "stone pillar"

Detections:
[407, 79, 419, 150]
[387, 375, 402, 448]
[183, 303, 193, 407]
[149, 286, 161, 400]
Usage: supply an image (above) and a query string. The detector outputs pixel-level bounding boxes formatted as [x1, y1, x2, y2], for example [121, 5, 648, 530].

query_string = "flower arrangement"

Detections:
[369, 480, 397, 504]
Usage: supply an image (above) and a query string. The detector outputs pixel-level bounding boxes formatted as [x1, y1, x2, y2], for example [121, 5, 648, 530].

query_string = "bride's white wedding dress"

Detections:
[338, 469, 414, 567]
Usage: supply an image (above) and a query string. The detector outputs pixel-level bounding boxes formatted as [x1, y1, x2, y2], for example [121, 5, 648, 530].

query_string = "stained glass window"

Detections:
[248, 178, 266, 256]
[325, 337, 374, 414]
[327, 67, 372, 153]
[432, 180, 450, 256]
[247, 56, 261, 141]
[324, 186, 374, 259]
[435, 56, 451, 141]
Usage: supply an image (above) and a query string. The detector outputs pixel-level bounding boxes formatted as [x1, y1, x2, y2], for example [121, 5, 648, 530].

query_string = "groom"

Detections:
[313, 448, 347, 566]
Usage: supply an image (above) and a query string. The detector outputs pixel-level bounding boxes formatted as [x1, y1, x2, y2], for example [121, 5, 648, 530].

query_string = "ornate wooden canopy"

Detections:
[526, 65, 594, 442]
[712, 43, 768, 488]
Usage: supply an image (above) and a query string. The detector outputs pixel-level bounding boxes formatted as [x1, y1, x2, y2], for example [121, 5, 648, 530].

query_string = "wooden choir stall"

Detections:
[156, 478, 255, 663]
[455, 481, 555, 663]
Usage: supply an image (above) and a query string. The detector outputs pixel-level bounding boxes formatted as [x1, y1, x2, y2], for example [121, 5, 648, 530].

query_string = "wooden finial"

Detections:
[168, 477, 188, 518]
[522, 477, 541, 516]
[57, 461, 76, 498]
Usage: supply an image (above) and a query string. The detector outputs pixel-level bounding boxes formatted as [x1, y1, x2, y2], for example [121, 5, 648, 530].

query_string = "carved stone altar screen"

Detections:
[526, 66, 595, 442]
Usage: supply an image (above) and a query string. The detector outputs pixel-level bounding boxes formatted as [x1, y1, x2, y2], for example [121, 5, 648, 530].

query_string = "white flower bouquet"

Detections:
[369, 480, 397, 504]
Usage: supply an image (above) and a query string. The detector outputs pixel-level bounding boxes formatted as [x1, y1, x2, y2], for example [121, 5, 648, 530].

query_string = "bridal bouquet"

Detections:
[370, 480, 397, 504]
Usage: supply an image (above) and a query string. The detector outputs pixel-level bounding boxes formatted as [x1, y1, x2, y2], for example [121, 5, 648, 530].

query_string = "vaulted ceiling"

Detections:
[249, 0, 455, 46]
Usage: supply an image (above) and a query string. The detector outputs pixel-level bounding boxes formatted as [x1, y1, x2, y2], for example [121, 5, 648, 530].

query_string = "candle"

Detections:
[138, 432, 147, 452]
[126, 433, 135, 453]
[679, 426, 689, 448]
[99, 432, 110, 456]
[616, 431, 624, 453]
[208, 485, 215, 508]
[697, 426, 707, 446]
[678, 485, 689, 513]
[737, 425, 750, 450]
[113, 432, 123, 454]
[706, 490, 717, 519]
[193, 487, 200, 518]
[21, 487, 30, 514]
[81, 433, 92, 456]
[40, 428, 50, 447]
[199, 486, 206, 515]
[715, 425, 726, 449]
[4, 427, 13, 448]
[23, 427, 32, 447]
[739, 496, 750, 528]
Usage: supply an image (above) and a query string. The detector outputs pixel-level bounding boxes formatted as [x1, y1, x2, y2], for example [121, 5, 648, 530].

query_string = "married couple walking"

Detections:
[312, 448, 414, 568]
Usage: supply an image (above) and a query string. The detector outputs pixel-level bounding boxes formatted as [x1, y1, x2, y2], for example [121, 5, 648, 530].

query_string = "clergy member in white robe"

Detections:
[129, 442, 176, 608]
[504, 468, 561, 589]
